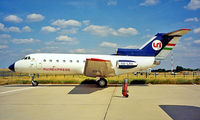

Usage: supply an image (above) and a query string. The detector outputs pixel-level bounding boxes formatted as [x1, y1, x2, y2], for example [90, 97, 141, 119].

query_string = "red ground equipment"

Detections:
[122, 79, 129, 97]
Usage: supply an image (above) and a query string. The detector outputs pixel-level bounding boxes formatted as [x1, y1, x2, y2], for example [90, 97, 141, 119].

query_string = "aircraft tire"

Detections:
[97, 78, 107, 88]
[32, 81, 38, 86]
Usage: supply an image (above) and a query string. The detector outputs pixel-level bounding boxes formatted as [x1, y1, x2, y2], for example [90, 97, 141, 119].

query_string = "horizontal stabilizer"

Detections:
[156, 29, 191, 59]
[164, 29, 191, 36]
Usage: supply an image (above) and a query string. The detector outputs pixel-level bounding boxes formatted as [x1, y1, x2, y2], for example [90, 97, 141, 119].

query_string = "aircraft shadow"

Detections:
[68, 84, 104, 94]
[159, 105, 200, 120]
[3, 84, 78, 87]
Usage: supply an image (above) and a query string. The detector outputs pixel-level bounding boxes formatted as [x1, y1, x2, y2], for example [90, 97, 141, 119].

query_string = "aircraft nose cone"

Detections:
[8, 63, 15, 72]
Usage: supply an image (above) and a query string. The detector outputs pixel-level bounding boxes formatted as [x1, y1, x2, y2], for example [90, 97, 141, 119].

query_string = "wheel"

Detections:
[97, 78, 107, 88]
[32, 81, 38, 86]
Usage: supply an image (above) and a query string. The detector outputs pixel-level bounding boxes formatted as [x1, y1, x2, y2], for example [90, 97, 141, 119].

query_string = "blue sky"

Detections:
[0, 0, 200, 69]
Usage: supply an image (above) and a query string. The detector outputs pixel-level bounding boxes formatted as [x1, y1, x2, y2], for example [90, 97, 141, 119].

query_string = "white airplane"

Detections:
[8, 29, 191, 87]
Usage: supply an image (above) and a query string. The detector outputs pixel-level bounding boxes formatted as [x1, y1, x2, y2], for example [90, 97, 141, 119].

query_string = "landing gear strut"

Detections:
[96, 78, 107, 88]
[30, 74, 38, 86]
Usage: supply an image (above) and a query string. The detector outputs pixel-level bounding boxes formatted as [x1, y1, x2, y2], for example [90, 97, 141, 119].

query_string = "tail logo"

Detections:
[152, 40, 162, 50]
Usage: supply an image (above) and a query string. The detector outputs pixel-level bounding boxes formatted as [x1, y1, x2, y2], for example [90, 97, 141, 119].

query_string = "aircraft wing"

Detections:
[84, 58, 115, 77]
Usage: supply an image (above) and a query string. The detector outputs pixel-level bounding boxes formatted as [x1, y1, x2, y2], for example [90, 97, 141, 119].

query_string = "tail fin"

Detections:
[116, 29, 191, 58]
[155, 29, 191, 59]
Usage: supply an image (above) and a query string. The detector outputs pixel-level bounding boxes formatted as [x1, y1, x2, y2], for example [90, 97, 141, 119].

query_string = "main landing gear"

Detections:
[96, 78, 107, 88]
[30, 74, 38, 86]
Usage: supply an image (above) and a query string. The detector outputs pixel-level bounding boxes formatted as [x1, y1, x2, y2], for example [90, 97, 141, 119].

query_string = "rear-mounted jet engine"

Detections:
[117, 60, 137, 69]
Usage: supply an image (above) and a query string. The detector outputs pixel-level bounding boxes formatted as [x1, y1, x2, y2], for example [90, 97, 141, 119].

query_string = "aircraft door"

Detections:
[30, 61, 36, 69]
[37, 61, 42, 69]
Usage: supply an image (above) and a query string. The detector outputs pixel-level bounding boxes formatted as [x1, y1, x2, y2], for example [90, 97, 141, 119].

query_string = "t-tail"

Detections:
[116, 29, 191, 59]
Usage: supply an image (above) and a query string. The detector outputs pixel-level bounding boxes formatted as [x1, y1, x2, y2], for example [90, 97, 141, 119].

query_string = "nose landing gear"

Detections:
[30, 74, 38, 86]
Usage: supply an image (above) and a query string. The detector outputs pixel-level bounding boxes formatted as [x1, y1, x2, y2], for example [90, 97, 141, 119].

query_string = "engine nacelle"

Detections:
[117, 60, 137, 69]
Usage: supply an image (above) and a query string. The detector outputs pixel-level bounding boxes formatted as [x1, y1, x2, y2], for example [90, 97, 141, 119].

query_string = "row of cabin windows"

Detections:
[43, 59, 85, 63]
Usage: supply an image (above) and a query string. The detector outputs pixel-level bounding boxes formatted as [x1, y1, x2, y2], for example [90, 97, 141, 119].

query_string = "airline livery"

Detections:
[8, 29, 191, 87]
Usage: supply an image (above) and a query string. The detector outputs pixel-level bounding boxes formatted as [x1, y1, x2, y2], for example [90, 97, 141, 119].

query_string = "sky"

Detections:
[0, 0, 200, 69]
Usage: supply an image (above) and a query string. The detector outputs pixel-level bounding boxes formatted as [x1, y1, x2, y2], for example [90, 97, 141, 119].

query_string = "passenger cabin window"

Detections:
[70, 60, 72, 63]
[49, 59, 52, 62]
[43, 59, 46, 62]
[63, 60, 66, 62]
[77, 60, 79, 63]
[56, 60, 59, 62]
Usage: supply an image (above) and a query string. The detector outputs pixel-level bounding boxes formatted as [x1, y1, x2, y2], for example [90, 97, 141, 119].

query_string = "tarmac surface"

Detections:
[0, 84, 200, 120]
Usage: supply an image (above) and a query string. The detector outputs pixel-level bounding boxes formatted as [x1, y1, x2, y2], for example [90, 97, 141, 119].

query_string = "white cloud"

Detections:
[193, 27, 200, 34]
[45, 40, 79, 45]
[41, 26, 59, 33]
[70, 48, 87, 54]
[59, 28, 79, 34]
[0, 34, 11, 39]
[83, 25, 138, 37]
[82, 20, 90, 26]
[0, 45, 8, 49]
[107, 0, 117, 6]
[117, 27, 138, 36]
[8, 27, 20, 32]
[56, 35, 75, 42]
[22, 48, 41, 53]
[52, 19, 81, 28]
[184, 0, 200, 10]
[44, 46, 59, 50]
[12, 38, 40, 44]
[142, 34, 152, 39]
[4, 15, 22, 23]
[99, 41, 118, 48]
[27, 13, 45, 22]
[194, 40, 200, 44]
[0, 23, 31, 33]
[0, 23, 19, 32]
[83, 25, 116, 37]
[0, 23, 8, 32]
[121, 45, 139, 49]
[69, 48, 99, 54]
[140, 0, 159, 6]
[184, 17, 199, 22]
[22, 26, 32, 32]
[184, 37, 193, 41]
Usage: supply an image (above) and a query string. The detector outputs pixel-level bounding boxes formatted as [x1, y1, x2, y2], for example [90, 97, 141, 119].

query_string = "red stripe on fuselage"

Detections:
[87, 58, 110, 62]
[167, 43, 176, 46]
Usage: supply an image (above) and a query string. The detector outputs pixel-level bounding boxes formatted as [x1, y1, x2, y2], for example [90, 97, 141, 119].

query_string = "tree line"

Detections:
[152, 66, 200, 72]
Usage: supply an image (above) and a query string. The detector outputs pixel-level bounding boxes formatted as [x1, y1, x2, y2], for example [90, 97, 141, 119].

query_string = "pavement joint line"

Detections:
[103, 85, 117, 120]
[0, 87, 37, 95]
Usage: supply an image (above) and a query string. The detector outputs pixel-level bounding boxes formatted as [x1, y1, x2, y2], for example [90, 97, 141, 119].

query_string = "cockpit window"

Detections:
[22, 56, 31, 60]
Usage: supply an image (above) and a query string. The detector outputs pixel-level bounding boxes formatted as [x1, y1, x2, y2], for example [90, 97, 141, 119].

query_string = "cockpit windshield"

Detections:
[22, 56, 31, 60]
